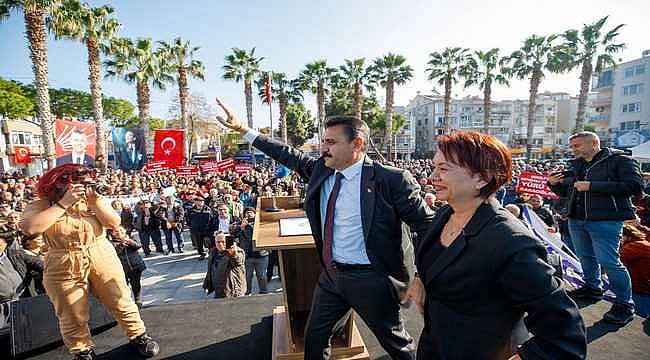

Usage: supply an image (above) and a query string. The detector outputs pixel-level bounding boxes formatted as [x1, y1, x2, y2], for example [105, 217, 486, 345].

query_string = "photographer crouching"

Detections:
[19, 165, 159, 359]
[548, 131, 643, 325]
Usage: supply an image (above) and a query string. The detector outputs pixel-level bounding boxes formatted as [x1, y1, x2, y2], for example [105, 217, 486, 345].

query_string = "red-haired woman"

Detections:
[408, 131, 586, 359]
[20, 164, 159, 360]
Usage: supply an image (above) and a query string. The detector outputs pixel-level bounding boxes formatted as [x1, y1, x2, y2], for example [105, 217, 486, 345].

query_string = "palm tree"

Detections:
[557, 16, 625, 132]
[338, 58, 374, 120]
[222, 47, 263, 164]
[47, 0, 119, 169]
[459, 48, 510, 134]
[104, 37, 172, 139]
[158, 37, 205, 162]
[369, 53, 413, 160]
[425, 47, 470, 135]
[503, 35, 564, 160]
[297, 60, 337, 144]
[256, 72, 302, 143]
[1, 0, 61, 169]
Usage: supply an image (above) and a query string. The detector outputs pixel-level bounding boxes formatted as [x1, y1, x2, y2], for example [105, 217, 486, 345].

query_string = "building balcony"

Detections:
[588, 114, 610, 123]
[590, 97, 612, 108]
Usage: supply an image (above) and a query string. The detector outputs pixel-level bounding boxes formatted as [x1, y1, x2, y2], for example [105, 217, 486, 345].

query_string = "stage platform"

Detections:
[12, 294, 650, 359]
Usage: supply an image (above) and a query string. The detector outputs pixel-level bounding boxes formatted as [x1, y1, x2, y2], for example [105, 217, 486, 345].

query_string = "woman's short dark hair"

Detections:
[436, 131, 512, 198]
[325, 116, 369, 151]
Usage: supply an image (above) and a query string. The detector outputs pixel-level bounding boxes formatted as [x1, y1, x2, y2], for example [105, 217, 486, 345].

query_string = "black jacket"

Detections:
[252, 135, 434, 282]
[549, 148, 643, 221]
[416, 199, 586, 359]
[187, 205, 217, 235]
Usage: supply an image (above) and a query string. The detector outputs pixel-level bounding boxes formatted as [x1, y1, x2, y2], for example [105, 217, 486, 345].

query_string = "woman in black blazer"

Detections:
[408, 131, 586, 359]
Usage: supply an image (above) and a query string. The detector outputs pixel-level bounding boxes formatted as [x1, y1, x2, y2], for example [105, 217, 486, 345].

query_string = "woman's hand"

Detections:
[85, 186, 100, 207]
[59, 184, 86, 208]
[404, 276, 426, 314]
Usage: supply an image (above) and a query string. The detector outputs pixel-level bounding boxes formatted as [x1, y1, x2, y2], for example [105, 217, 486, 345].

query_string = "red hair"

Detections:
[436, 131, 512, 197]
[36, 164, 93, 203]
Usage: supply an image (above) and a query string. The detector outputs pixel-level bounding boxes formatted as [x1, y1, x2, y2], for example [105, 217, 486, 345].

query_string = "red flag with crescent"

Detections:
[14, 146, 31, 164]
[264, 73, 272, 105]
[153, 130, 184, 168]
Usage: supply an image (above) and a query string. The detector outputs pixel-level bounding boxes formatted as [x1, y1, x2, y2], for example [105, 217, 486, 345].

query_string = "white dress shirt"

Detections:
[243, 129, 370, 264]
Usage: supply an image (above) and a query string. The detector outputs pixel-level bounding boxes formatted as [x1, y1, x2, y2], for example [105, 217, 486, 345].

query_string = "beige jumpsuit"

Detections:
[34, 202, 146, 354]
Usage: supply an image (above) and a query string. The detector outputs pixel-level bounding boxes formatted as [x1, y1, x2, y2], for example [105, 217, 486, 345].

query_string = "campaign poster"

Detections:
[112, 127, 146, 171]
[55, 119, 96, 166]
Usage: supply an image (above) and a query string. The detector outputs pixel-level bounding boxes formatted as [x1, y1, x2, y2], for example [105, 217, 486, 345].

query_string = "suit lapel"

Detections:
[305, 166, 333, 202]
[421, 199, 500, 288]
[361, 157, 375, 244]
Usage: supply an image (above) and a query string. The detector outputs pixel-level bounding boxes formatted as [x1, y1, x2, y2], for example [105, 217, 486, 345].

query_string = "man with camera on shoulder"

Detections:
[548, 131, 643, 325]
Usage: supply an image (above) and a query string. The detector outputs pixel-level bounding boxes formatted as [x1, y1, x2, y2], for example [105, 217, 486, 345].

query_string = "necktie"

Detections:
[323, 172, 344, 271]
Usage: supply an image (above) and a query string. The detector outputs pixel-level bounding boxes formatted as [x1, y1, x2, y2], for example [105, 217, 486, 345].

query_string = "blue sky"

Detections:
[1, 0, 649, 129]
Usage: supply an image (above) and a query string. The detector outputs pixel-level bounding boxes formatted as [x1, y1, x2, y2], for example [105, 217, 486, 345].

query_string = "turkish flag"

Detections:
[14, 146, 31, 164]
[264, 73, 272, 105]
[153, 130, 184, 168]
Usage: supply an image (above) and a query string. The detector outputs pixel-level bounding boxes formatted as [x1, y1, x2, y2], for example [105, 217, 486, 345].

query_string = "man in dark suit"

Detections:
[56, 129, 95, 166]
[117, 130, 145, 170]
[215, 97, 434, 360]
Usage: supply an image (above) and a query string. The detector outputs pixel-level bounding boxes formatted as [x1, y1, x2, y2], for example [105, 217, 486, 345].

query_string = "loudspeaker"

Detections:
[8, 294, 116, 357]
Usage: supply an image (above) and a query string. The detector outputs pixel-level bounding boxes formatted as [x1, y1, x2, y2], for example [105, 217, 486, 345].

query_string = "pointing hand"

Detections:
[215, 97, 247, 134]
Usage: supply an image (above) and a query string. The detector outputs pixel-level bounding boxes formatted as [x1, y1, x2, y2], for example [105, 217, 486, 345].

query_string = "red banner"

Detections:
[153, 130, 184, 168]
[200, 161, 219, 173]
[145, 160, 171, 174]
[176, 165, 199, 177]
[13, 146, 31, 164]
[234, 164, 252, 174]
[516, 172, 559, 199]
[217, 158, 235, 172]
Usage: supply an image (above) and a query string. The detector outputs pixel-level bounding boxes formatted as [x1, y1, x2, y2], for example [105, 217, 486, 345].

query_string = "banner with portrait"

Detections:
[112, 127, 146, 171]
[55, 119, 96, 166]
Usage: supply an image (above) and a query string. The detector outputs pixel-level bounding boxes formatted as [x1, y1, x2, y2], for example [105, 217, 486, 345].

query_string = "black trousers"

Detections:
[125, 270, 143, 301]
[304, 269, 415, 360]
[191, 232, 211, 256]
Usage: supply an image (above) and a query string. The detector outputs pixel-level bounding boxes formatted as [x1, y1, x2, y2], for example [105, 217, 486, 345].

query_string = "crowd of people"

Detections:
[0, 126, 649, 358]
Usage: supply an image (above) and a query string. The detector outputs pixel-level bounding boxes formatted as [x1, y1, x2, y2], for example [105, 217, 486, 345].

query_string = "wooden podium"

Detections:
[253, 196, 369, 360]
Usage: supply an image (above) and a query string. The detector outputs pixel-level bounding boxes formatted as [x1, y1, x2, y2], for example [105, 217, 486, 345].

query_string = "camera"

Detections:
[81, 181, 108, 195]
[550, 170, 574, 178]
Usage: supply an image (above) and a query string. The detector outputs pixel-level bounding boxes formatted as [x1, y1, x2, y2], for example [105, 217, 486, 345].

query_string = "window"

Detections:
[11, 131, 32, 145]
[620, 121, 641, 130]
[622, 103, 641, 113]
[624, 67, 635, 78]
[417, 120, 421, 126]
[434, 103, 444, 113]
[623, 84, 644, 96]
[424, 118, 428, 125]
[636, 64, 646, 75]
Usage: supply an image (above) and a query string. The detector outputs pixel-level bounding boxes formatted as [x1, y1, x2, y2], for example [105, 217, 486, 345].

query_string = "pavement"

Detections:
[135, 231, 282, 307]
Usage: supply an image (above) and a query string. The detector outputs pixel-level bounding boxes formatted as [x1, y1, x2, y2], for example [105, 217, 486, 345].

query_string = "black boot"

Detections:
[72, 349, 96, 360]
[130, 333, 159, 357]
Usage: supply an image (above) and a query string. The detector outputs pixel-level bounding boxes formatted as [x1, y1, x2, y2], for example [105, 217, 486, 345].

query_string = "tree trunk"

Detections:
[86, 36, 106, 170]
[444, 77, 452, 135]
[24, 8, 55, 170]
[317, 81, 325, 145]
[188, 114, 195, 158]
[483, 78, 492, 134]
[384, 77, 394, 161]
[279, 96, 288, 143]
[178, 67, 190, 163]
[136, 81, 150, 139]
[526, 67, 541, 161]
[354, 82, 363, 120]
[575, 59, 593, 133]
